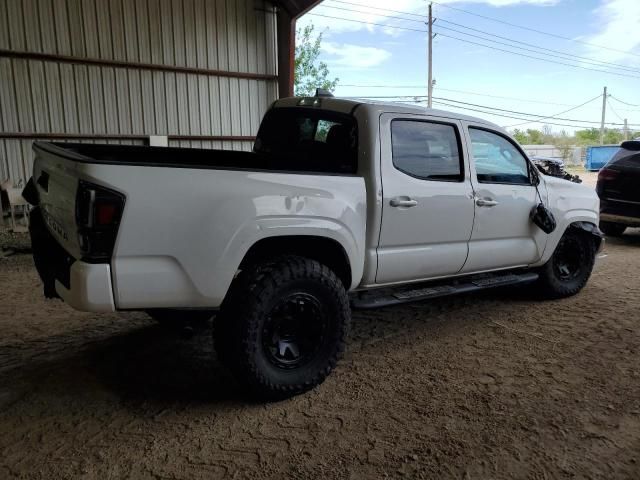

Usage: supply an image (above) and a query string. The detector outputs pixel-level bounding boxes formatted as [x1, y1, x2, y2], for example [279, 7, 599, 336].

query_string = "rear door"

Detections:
[461, 125, 547, 273]
[376, 114, 475, 284]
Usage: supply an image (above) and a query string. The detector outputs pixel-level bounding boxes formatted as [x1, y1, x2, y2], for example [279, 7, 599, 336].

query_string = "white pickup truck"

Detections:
[25, 94, 603, 399]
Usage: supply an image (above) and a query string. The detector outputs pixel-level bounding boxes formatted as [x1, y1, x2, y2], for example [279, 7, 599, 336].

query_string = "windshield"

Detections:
[254, 107, 358, 174]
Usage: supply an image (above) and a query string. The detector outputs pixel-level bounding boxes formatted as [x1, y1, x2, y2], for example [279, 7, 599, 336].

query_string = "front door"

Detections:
[461, 125, 547, 273]
[376, 115, 475, 284]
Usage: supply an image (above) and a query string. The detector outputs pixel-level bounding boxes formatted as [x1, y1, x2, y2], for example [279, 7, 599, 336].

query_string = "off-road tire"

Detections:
[599, 221, 626, 237]
[214, 255, 350, 400]
[537, 228, 596, 299]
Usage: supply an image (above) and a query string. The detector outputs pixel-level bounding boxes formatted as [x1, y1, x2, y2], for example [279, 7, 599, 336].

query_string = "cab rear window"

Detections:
[254, 108, 358, 174]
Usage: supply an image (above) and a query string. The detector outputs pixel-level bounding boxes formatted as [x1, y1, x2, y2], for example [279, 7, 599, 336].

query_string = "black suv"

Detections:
[596, 140, 640, 236]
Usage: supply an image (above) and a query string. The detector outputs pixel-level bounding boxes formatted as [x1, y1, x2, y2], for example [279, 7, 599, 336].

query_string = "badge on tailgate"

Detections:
[42, 208, 69, 241]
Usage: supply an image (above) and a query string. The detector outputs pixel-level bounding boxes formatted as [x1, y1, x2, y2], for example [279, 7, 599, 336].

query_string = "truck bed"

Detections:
[40, 141, 355, 174]
[30, 141, 367, 311]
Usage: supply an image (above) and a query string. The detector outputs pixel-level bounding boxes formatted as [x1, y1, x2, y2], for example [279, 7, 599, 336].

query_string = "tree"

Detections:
[526, 128, 544, 145]
[512, 129, 528, 144]
[541, 124, 554, 144]
[294, 24, 339, 97]
[574, 128, 625, 146]
[553, 131, 574, 162]
[574, 128, 600, 145]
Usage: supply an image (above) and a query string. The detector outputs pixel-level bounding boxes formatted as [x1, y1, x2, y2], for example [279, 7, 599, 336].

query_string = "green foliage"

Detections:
[294, 24, 339, 97]
[553, 131, 573, 161]
[512, 129, 528, 144]
[574, 128, 600, 145]
[526, 128, 544, 145]
[511, 125, 640, 148]
[510, 128, 546, 145]
[573, 128, 636, 146]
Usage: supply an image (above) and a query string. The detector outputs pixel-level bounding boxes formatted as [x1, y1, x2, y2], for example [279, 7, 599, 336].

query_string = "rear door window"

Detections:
[390, 120, 464, 181]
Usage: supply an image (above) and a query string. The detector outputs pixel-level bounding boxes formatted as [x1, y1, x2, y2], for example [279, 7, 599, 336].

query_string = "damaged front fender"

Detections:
[570, 221, 605, 252]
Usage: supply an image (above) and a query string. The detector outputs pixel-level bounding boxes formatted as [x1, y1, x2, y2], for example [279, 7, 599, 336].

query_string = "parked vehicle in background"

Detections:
[25, 93, 604, 399]
[531, 156, 582, 183]
[597, 140, 640, 236]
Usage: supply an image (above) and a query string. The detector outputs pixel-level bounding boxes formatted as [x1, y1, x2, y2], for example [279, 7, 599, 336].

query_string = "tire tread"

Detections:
[214, 255, 350, 400]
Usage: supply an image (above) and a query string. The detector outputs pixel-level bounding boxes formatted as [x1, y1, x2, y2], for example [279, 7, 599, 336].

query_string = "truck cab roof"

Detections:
[273, 96, 504, 132]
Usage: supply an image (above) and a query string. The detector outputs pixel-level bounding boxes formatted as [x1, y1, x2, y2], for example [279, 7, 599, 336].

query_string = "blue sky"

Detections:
[298, 0, 640, 134]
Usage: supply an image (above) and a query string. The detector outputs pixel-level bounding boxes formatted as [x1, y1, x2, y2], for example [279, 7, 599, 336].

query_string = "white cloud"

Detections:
[321, 42, 392, 68]
[583, 0, 640, 63]
[300, 0, 559, 36]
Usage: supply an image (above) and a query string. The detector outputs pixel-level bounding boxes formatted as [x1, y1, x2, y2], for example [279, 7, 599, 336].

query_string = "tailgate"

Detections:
[31, 142, 84, 259]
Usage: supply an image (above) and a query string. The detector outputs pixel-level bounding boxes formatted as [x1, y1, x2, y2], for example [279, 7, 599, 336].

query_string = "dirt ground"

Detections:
[1, 219, 639, 478]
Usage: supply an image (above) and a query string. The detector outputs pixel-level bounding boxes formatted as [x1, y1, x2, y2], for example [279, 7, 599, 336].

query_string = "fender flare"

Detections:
[569, 221, 604, 244]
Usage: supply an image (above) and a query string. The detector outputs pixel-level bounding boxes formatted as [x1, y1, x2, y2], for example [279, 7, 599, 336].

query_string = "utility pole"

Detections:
[599, 86, 607, 145]
[624, 118, 629, 141]
[427, 2, 433, 108]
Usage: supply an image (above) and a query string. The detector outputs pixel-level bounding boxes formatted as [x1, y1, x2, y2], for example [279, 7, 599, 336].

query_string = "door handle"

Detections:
[390, 197, 418, 208]
[475, 197, 499, 207]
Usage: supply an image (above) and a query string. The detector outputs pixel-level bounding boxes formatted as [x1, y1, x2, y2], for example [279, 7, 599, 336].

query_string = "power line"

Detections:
[435, 95, 607, 123]
[306, 12, 427, 33]
[431, 0, 640, 59]
[317, 4, 427, 25]
[321, 2, 640, 74]
[338, 84, 426, 88]
[326, 0, 640, 59]
[307, 12, 640, 80]
[325, 0, 428, 20]
[501, 94, 604, 127]
[436, 19, 640, 74]
[337, 84, 580, 106]
[433, 88, 577, 107]
[609, 95, 640, 108]
[607, 101, 626, 123]
[428, 99, 603, 129]
[435, 32, 640, 80]
[434, 95, 632, 125]
[343, 94, 599, 120]
[341, 94, 638, 128]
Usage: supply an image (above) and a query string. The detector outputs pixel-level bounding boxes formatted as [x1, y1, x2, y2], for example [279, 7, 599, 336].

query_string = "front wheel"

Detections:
[537, 228, 596, 299]
[214, 256, 351, 400]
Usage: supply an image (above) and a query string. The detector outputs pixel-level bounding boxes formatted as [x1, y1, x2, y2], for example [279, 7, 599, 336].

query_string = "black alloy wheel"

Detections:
[552, 235, 585, 281]
[262, 292, 328, 370]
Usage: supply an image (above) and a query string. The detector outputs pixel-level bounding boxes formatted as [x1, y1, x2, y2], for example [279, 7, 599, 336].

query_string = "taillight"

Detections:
[76, 181, 125, 262]
[598, 167, 619, 182]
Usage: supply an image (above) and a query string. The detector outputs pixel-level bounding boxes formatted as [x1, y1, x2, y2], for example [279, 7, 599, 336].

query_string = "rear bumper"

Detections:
[599, 212, 640, 228]
[29, 207, 115, 312]
[55, 262, 115, 312]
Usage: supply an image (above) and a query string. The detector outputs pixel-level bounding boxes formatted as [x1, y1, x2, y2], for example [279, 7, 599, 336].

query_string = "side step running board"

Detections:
[351, 271, 539, 309]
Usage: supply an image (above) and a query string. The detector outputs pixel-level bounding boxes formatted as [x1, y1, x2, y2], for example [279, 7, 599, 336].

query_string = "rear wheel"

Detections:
[537, 228, 596, 299]
[214, 255, 350, 400]
[599, 221, 626, 237]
